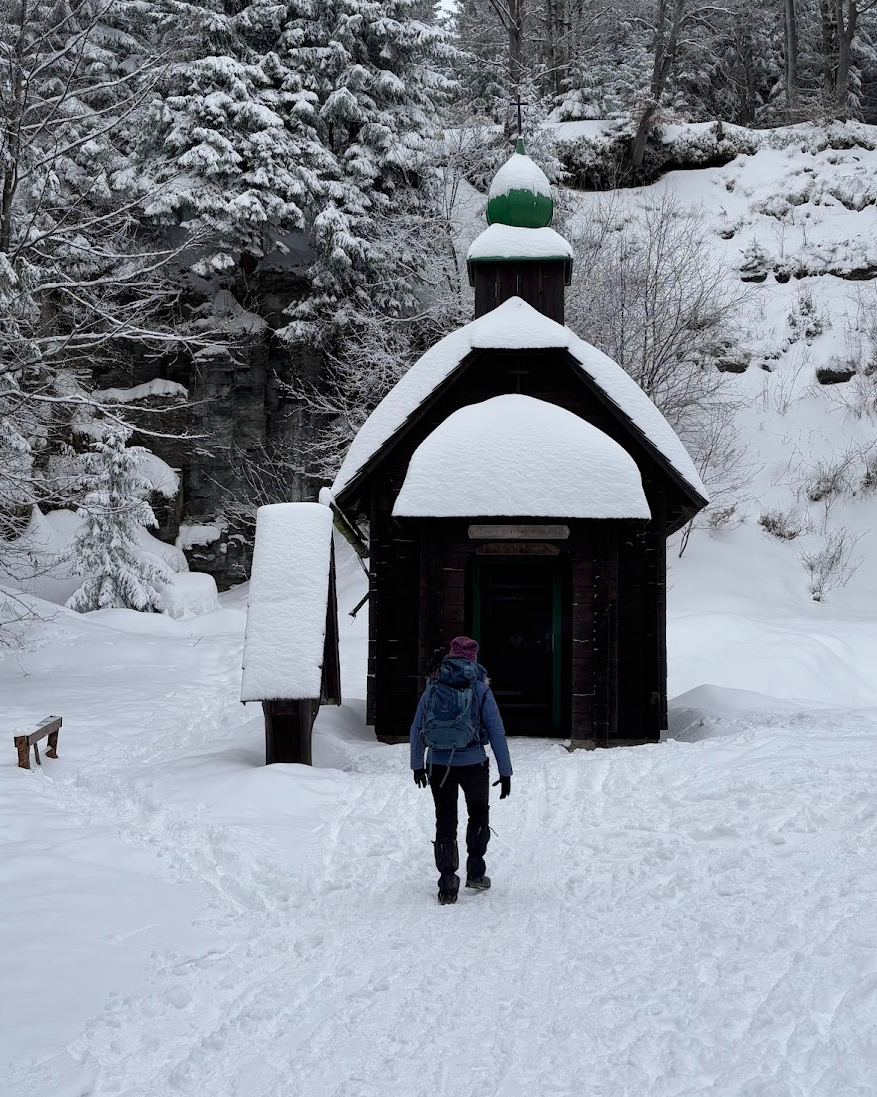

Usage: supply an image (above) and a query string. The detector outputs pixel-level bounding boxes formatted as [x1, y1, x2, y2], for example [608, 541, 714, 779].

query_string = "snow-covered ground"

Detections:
[4, 523, 877, 1096]
[5, 127, 877, 1095]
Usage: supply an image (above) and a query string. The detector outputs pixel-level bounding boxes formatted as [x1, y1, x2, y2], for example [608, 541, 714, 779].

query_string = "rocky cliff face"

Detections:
[93, 262, 323, 589]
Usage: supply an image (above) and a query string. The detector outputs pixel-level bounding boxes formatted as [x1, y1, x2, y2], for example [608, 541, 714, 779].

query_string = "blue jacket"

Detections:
[409, 658, 513, 777]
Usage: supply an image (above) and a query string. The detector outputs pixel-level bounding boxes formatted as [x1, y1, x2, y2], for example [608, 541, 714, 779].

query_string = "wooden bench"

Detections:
[14, 716, 62, 770]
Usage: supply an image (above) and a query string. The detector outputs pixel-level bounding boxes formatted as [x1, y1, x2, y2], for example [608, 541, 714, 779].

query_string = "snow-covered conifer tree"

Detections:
[0, 0, 201, 577]
[67, 428, 168, 613]
[144, 0, 331, 274]
[280, 0, 458, 347]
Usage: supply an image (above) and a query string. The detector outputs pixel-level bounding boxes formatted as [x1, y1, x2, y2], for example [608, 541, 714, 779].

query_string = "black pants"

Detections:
[430, 760, 490, 879]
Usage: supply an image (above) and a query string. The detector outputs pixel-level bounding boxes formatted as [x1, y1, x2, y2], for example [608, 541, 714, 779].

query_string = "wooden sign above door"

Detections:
[468, 524, 570, 540]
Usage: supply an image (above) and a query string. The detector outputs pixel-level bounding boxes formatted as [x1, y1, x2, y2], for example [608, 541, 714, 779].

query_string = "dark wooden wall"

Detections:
[471, 261, 570, 324]
[368, 477, 421, 734]
[366, 516, 665, 746]
[572, 526, 615, 744]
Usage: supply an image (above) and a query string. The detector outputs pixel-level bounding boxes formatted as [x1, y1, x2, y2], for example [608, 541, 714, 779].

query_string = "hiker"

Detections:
[410, 636, 513, 905]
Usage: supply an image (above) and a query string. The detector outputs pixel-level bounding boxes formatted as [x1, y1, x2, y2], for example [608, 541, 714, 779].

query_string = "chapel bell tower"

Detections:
[466, 139, 573, 324]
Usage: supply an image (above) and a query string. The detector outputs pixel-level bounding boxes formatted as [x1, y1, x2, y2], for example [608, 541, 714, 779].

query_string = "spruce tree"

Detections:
[280, 0, 458, 347]
[144, 0, 331, 272]
[67, 427, 169, 613]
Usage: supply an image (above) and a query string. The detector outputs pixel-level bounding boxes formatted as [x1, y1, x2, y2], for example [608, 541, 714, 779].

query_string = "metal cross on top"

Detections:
[510, 95, 526, 137]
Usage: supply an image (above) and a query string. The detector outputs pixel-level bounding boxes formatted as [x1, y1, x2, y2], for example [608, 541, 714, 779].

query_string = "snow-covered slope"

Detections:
[561, 123, 877, 621]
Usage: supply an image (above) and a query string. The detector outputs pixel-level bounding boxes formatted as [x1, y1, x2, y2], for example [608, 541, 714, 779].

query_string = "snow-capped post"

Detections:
[241, 503, 341, 765]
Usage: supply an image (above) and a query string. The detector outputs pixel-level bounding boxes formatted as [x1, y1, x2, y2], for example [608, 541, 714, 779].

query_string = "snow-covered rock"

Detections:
[393, 394, 650, 519]
[0, 508, 188, 605]
[157, 572, 221, 620]
[92, 379, 188, 404]
[139, 452, 180, 499]
[240, 502, 335, 702]
[212, 288, 268, 334]
[137, 527, 188, 574]
[176, 523, 225, 551]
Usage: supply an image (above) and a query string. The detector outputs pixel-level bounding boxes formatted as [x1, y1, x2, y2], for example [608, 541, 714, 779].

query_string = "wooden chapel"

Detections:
[326, 140, 710, 749]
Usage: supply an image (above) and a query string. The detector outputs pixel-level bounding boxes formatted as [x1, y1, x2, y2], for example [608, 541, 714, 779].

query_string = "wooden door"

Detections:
[471, 557, 561, 735]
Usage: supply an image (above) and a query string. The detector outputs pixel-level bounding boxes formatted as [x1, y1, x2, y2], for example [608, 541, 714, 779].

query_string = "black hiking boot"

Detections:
[465, 875, 491, 890]
[434, 839, 459, 905]
[465, 821, 490, 883]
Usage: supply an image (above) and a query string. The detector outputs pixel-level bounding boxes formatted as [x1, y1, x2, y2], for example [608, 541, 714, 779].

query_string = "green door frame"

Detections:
[471, 555, 563, 734]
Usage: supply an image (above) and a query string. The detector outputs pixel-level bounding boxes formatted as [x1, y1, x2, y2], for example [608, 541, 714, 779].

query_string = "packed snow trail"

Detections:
[5, 610, 877, 1097]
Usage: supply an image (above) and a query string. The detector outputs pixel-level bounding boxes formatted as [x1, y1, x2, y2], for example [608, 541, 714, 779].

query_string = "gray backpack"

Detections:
[421, 660, 482, 752]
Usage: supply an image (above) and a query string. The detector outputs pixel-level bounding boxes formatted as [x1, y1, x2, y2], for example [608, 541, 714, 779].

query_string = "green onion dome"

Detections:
[486, 138, 554, 229]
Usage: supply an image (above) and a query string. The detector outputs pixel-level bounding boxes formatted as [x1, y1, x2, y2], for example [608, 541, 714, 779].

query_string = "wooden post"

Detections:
[321, 546, 342, 707]
[263, 699, 317, 765]
[15, 736, 30, 770]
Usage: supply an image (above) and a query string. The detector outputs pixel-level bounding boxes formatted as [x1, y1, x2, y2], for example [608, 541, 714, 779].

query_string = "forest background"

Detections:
[4, 0, 877, 607]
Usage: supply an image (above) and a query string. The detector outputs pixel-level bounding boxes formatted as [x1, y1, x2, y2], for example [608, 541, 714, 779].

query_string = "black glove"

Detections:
[493, 776, 511, 800]
[413, 768, 428, 788]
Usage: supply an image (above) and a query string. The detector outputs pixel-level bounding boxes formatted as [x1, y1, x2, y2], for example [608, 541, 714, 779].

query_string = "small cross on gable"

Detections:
[509, 366, 529, 393]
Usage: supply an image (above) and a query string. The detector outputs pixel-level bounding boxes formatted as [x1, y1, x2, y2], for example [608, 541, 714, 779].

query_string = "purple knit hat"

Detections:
[449, 636, 479, 662]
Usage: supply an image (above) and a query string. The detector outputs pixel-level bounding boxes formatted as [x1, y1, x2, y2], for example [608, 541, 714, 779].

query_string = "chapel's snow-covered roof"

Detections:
[331, 297, 708, 503]
[467, 223, 573, 262]
[241, 502, 334, 703]
[392, 394, 651, 519]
